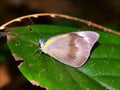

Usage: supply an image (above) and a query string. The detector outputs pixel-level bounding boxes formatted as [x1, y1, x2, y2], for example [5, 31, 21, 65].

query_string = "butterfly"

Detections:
[39, 31, 99, 67]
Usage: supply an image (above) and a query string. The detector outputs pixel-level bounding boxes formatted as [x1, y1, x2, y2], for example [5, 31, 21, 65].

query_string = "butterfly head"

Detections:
[39, 38, 47, 52]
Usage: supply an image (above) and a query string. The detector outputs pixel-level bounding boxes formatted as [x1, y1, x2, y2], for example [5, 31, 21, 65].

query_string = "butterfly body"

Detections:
[39, 31, 99, 67]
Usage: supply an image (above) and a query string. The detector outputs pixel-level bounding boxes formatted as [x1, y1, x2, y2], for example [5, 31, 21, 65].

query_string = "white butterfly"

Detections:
[39, 31, 99, 67]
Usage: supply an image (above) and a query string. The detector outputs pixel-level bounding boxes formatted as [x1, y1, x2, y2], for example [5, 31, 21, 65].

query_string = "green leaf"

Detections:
[7, 25, 120, 90]
[0, 37, 11, 62]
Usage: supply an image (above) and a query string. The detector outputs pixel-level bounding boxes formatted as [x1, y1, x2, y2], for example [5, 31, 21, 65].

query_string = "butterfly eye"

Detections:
[39, 38, 46, 48]
[38, 42, 41, 47]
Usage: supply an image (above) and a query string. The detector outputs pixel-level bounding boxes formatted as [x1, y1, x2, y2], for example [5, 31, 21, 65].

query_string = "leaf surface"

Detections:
[7, 25, 120, 90]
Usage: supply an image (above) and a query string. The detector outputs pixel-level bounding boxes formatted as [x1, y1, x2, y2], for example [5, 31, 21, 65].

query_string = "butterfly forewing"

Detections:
[43, 31, 99, 67]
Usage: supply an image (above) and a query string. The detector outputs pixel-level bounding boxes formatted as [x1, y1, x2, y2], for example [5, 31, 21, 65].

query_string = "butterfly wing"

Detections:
[44, 31, 99, 67]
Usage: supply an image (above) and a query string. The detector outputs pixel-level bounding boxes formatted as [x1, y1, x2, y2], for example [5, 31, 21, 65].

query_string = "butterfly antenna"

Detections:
[28, 17, 42, 38]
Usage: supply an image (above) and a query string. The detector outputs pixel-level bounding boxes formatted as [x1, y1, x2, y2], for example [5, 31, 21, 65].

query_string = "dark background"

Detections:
[1, 0, 120, 25]
[0, 0, 120, 90]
